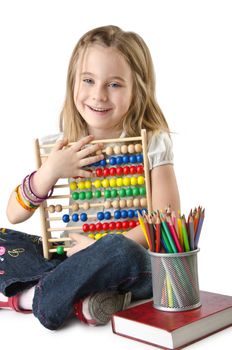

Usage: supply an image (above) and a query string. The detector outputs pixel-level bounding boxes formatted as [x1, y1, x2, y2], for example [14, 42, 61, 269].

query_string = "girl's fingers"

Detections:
[79, 153, 104, 167]
[76, 168, 94, 178]
[78, 142, 104, 159]
[71, 135, 95, 152]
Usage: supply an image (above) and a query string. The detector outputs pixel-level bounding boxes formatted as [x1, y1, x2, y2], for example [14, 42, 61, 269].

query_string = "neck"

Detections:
[87, 127, 122, 141]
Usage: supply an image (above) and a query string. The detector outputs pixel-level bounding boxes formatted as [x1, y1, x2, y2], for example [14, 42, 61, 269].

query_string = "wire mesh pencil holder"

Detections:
[149, 249, 201, 312]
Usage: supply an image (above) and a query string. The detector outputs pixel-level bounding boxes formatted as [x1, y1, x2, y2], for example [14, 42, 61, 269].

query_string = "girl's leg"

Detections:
[33, 234, 152, 330]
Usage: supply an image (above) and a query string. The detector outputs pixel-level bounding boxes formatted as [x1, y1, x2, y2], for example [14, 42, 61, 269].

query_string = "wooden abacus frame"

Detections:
[34, 129, 152, 259]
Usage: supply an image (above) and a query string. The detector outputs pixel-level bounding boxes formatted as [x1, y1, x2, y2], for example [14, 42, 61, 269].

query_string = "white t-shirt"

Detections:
[40, 131, 174, 236]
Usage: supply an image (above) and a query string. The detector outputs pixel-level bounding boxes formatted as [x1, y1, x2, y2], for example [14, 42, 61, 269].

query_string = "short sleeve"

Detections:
[39, 133, 64, 155]
[147, 132, 174, 169]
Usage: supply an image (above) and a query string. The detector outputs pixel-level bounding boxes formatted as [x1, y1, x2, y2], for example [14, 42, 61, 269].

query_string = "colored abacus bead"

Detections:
[116, 156, 123, 165]
[94, 190, 101, 198]
[103, 168, 110, 177]
[136, 154, 143, 163]
[55, 204, 62, 212]
[80, 213, 87, 222]
[114, 210, 121, 219]
[79, 192, 86, 200]
[86, 191, 93, 200]
[62, 214, 70, 223]
[72, 213, 79, 222]
[129, 166, 136, 174]
[48, 205, 55, 213]
[100, 159, 106, 166]
[116, 222, 122, 229]
[102, 222, 109, 230]
[104, 190, 111, 198]
[137, 165, 144, 174]
[129, 155, 137, 163]
[122, 155, 129, 163]
[121, 210, 128, 219]
[70, 181, 77, 191]
[89, 224, 96, 232]
[56, 246, 65, 255]
[109, 157, 116, 165]
[109, 222, 116, 230]
[128, 209, 135, 218]
[97, 212, 105, 221]
[109, 167, 116, 176]
[116, 167, 123, 176]
[96, 222, 103, 231]
[72, 192, 79, 200]
[83, 224, 89, 232]
[104, 211, 111, 220]
[96, 168, 103, 177]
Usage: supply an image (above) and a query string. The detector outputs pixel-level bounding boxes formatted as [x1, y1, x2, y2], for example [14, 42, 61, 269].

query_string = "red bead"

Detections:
[123, 166, 130, 175]
[137, 165, 144, 174]
[129, 220, 136, 228]
[115, 222, 122, 229]
[109, 222, 116, 230]
[116, 167, 123, 176]
[82, 224, 89, 232]
[96, 168, 103, 177]
[89, 224, 96, 232]
[109, 167, 116, 176]
[122, 221, 129, 229]
[102, 222, 109, 230]
[103, 168, 110, 177]
[96, 222, 103, 231]
[135, 220, 140, 226]
[129, 166, 137, 174]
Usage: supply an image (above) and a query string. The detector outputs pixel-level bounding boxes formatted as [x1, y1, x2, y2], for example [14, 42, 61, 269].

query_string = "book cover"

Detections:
[111, 291, 232, 349]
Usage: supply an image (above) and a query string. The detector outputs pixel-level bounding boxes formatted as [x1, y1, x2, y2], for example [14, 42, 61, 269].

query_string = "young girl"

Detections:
[0, 25, 180, 329]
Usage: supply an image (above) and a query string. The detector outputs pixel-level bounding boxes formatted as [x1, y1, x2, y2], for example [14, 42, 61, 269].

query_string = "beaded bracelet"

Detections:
[28, 171, 54, 200]
[15, 185, 37, 212]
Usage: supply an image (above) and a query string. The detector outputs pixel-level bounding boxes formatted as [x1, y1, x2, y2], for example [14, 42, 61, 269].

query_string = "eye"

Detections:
[108, 82, 121, 88]
[83, 78, 94, 84]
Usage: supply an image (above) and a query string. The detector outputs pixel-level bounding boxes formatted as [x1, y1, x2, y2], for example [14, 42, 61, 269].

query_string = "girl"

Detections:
[0, 25, 180, 329]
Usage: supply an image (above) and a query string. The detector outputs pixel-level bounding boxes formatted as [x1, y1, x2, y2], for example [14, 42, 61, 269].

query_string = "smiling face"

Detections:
[74, 44, 133, 139]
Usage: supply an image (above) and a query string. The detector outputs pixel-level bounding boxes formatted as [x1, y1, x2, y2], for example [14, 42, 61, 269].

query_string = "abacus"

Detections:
[34, 129, 152, 259]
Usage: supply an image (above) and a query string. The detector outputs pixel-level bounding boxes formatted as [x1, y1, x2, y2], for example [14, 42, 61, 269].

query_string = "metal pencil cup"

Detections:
[149, 249, 201, 312]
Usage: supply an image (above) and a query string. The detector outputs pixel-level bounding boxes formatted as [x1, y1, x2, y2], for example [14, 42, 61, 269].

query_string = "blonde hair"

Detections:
[60, 25, 169, 141]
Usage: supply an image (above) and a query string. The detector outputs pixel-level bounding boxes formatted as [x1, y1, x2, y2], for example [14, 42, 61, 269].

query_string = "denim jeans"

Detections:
[0, 228, 152, 330]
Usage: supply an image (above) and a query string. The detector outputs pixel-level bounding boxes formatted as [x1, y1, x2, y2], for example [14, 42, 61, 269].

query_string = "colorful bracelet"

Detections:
[15, 185, 37, 212]
[28, 171, 54, 200]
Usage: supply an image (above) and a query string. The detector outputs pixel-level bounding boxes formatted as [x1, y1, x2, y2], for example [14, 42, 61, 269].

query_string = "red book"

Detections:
[111, 291, 232, 349]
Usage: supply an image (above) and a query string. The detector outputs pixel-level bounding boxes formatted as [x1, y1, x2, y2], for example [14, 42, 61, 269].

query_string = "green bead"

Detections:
[126, 188, 133, 196]
[79, 192, 86, 200]
[94, 190, 101, 198]
[132, 187, 140, 196]
[56, 246, 64, 255]
[111, 189, 118, 198]
[104, 190, 111, 198]
[119, 189, 126, 197]
[72, 192, 79, 200]
[86, 191, 93, 200]
[139, 187, 146, 195]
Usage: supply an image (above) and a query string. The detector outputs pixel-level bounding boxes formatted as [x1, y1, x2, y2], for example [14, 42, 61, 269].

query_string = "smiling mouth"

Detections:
[88, 106, 112, 112]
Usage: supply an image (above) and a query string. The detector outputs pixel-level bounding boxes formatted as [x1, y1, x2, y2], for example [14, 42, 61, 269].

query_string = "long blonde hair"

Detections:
[60, 25, 169, 141]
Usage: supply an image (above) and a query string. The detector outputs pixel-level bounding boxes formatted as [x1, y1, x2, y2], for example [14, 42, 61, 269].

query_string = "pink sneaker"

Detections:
[74, 291, 132, 326]
[0, 294, 32, 313]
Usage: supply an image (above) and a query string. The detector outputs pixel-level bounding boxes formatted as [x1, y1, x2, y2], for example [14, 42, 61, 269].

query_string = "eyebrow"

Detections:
[80, 72, 126, 82]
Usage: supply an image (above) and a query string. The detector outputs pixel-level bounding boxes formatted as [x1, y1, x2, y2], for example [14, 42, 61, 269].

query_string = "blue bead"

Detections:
[80, 213, 87, 222]
[104, 211, 111, 220]
[62, 214, 70, 223]
[122, 155, 129, 163]
[97, 212, 105, 221]
[129, 155, 137, 163]
[109, 157, 116, 165]
[136, 154, 143, 163]
[114, 210, 121, 219]
[121, 210, 128, 219]
[100, 159, 107, 166]
[134, 209, 140, 217]
[116, 156, 123, 165]
[128, 209, 135, 218]
[72, 213, 79, 222]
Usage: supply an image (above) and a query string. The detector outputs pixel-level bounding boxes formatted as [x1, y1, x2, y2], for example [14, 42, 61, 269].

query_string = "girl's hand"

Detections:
[45, 135, 104, 181]
[67, 233, 95, 257]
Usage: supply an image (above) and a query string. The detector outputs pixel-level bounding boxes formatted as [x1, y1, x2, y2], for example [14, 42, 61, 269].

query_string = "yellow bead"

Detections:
[102, 179, 109, 188]
[94, 180, 102, 188]
[85, 180, 92, 189]
[116, 178, 123, 187]
[88, 233, 95, 239]
[95, 233, 102, 240]
[109, 178, 117, 187]
[70, 181, 77, 191]
[101, 233, 107, 237]
[130, 177, 138, 186]
[123, 177, 130, 186]
[137, 176, 145, 185]
[78, 181, 85, 190]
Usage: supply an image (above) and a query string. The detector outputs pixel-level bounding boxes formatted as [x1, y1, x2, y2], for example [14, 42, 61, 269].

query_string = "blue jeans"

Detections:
[0, 228, 152, 330]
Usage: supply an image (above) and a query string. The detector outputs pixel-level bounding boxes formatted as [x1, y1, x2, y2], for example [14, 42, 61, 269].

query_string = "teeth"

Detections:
[91, 107, 109, 112]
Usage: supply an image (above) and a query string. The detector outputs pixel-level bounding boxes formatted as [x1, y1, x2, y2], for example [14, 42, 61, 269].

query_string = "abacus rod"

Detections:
[40, 136, 143, 149]
[141, 129, 152, 213]
[48, 237, 72, 242]
[47, 226, 82, 232]
[49, 248, 70, 253]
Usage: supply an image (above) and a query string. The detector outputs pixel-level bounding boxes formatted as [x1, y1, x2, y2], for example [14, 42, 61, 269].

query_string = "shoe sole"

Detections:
[88, 291, 132, 325]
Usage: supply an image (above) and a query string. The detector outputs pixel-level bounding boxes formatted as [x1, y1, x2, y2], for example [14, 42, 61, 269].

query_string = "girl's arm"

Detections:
[6, 136, 104, 224]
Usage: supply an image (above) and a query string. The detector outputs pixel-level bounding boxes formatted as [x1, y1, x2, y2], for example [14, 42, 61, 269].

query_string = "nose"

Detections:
[92, 84, 108, 102]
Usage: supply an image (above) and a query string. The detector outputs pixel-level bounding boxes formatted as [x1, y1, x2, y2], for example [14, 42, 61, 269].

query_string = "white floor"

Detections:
[1, 308, 231, 350]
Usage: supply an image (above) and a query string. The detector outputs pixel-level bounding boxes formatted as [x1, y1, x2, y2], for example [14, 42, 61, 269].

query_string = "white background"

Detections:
[0, 0, 231, 349]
